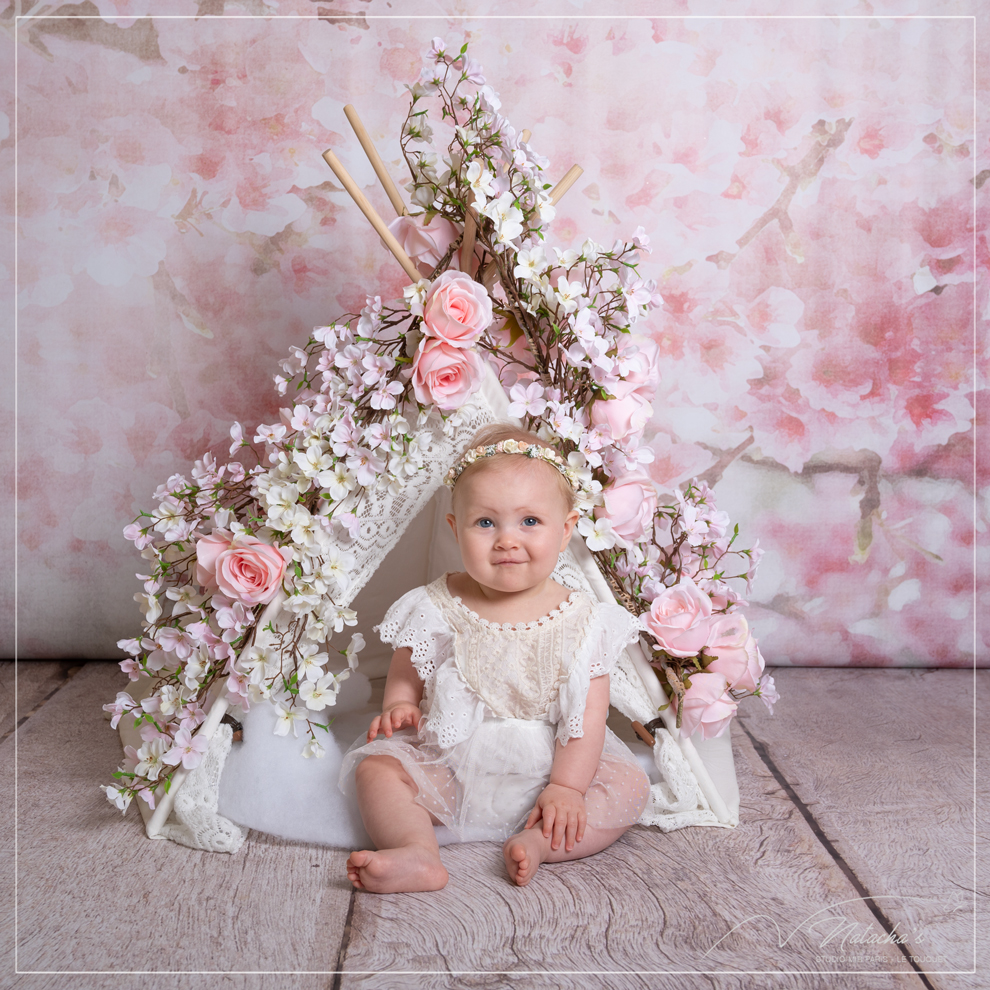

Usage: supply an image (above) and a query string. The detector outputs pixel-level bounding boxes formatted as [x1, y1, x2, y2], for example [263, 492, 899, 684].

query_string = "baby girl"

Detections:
[340, 424, 651, 892]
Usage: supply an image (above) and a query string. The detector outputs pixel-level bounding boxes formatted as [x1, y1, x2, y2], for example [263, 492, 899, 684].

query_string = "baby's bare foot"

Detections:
[503, 829, 548, 886]
[346, 845, 448, 893]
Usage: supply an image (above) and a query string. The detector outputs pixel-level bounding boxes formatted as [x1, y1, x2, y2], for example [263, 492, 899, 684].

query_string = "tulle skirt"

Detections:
[339, 716, 651, 843]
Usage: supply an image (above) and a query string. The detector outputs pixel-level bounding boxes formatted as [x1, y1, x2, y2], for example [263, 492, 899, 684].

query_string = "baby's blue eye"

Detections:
[523, 517, 539, 527]
[477, 518, 494, 528]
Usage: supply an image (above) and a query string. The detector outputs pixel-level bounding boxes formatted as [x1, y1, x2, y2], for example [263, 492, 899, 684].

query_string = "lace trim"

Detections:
[153, 724, 246, 853]
[439, 579, 582, 631]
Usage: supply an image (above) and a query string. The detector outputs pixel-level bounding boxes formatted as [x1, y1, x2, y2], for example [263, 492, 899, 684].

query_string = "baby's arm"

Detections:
[366, 647, 424, 742]
[526, 674, 610, 852]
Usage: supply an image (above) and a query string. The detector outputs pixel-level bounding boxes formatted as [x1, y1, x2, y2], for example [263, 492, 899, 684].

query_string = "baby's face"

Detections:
[447, 457, 579, 598]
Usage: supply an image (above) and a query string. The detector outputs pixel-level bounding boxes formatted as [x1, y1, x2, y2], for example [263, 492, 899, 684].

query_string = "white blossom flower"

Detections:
[134, 738, 168, 780]
[323, 463, 356, 502]
[326, 604, 358, 632]
[554, 247, 581, 269]
[133, 592, 162, 624]
[296, 642, 330, 682]
[293, 442, 333, 480]
[554, 276, 584, 315]
[157, 684, 182, 718]
[299, 672, 339, 711]
[151, 497, 188, 540]
[273, 703, 301, 738]
[102, 785, 132, 813]
[403, 278, 430, 317]
[344, 633, 365, 670]
[254, 422, 286, 446]
[466, 161, 495, 208]
[302, 738, 327, 759]
[513, 245, 548, 282]
[578, 515, 618, 551]
[482, 193, 524, 244]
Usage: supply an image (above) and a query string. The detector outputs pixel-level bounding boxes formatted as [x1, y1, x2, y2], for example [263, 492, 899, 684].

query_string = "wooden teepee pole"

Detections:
[343, 105, 408, 218]
[549, 165, 583, 206]
[460, 208, 478, 272]
[322, 149, 421, 283]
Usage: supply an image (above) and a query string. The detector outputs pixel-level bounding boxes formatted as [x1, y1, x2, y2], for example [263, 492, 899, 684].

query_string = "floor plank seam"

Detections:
[2, 661, 86, 745]
[330, 887, 358, 988]
[737, 718, 941, 989]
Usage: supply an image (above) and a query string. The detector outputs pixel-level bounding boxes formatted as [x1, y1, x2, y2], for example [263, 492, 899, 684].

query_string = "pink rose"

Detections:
[388, 215, 459, 272]
[674, 671, 738, 739]
[422, 270, 492, 347]
[642, 576, 714, 657]
[411, 337, 486, 410]
[597, 473, 658, 543]
[195, 529, 286, 606]
[703, 615, 764, 693]
[589, 390, 653, 442]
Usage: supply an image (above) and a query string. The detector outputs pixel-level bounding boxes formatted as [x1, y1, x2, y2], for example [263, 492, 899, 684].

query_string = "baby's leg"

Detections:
[348, 754, 448, 893]
[504, 758, 651, 886]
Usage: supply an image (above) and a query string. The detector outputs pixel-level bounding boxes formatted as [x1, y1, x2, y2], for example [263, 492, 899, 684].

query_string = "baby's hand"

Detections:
[525, 783, 587, 852]
[367, 701, 421, 742]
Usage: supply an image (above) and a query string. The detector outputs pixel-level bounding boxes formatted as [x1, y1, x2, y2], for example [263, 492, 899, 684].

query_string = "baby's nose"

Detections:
[494, 528, 519, 548]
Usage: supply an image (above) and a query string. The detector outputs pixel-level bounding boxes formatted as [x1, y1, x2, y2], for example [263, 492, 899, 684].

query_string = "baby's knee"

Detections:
[355, 753, 405, 783]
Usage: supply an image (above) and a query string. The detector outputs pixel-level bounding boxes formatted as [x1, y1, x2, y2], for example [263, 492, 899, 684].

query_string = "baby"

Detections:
[340, 424, 651, 892]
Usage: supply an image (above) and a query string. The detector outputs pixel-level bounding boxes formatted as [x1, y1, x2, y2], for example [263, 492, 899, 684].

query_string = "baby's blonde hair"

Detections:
[450, 424, 576, 512]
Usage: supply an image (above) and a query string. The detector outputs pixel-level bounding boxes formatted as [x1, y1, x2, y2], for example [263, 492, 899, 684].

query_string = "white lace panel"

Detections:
[427, 578, 596, 721]
[338, 401, 498, 608]
[155, 724, 245, 853]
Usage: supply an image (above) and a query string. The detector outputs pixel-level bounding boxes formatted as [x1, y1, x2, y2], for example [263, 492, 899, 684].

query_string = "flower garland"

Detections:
[103, 39, 777, 816]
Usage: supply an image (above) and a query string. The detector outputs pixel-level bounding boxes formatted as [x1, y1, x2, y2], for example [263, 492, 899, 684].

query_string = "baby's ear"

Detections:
[445, 513, 459, 542]
[559, 509, 579, 550]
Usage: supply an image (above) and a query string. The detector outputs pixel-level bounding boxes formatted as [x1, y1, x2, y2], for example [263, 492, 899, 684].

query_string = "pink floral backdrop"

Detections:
[6, 2, 986, 666]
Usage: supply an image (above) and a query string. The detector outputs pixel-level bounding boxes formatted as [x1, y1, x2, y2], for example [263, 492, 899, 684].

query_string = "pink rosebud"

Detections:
[388, 215, 460, 272]
[195, 529, 286, 606]
[411, 337, 486, 410]
[597, 473, 658, 543]
[703, 614, 764, 693]
[674, 671, 738, 739]
[422, 270, 493, 347]
[589, 390, 653, 442]
[642, 576, 714, 657]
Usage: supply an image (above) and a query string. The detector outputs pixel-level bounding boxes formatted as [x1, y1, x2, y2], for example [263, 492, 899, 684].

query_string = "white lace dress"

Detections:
[338, 574, 652, 842]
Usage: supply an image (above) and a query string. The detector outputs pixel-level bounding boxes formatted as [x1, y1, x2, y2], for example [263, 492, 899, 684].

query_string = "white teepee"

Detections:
[117, 367, 739, 854]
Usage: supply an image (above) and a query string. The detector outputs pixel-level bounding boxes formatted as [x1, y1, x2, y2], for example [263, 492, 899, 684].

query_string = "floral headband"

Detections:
[443, 439, 596, 503]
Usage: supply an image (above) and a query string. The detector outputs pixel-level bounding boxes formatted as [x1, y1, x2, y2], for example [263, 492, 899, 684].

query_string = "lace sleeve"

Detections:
[373, 586, 452, 681]
[587, 603, 643, 679]
[552, 601, 642, 744]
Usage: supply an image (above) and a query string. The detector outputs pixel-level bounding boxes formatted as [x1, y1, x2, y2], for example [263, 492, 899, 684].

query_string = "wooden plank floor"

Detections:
[1, 662, 984, 990]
